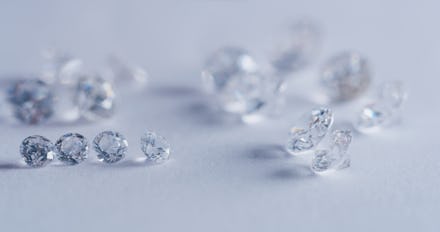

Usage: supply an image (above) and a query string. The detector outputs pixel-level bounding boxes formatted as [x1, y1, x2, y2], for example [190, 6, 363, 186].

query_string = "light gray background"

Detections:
[0, 1, 438, 231]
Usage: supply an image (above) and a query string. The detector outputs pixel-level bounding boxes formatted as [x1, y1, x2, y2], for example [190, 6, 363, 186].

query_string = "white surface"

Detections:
[0, 1, 438, 231]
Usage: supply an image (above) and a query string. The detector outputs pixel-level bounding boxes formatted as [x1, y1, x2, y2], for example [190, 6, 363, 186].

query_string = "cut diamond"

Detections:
[20, 135, 55, 167]
[55, 133, 88, 165]
[75, 76, 115, 120]
[141, 131, 170, 163]
[7, 79, 54, 125]
[321, 52, 371, 101]
[93, 131, 128, 164]
[356, 81, 407, 132]
[311, 130, 352, 173]
[286, 107, 333, 154]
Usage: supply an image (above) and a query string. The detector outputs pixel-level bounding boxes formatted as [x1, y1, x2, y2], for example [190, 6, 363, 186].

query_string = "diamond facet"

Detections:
[8, 79, 54, 124]
[141, 131, 170, 163]
[93, 131, 128, 164]
[75, 76, 115, 120]
[55, 133, 88, 165]
[321, 52, 371, 101]
[286, 107, 334, 154]
[20, 135, 55, 167]
[311, 130, 352, 173]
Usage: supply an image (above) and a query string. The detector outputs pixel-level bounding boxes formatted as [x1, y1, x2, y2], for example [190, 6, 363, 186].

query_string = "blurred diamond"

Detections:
[41, 49, 84, 85]
[75, 76, 115, 120]
[141, 131, 170, 163]
[105, 56, 148, 89]
[272, 20, 321, 75]
[8, 79, 54, 124]
[20, 135, 55, 167]
[321, 52, 371, 101]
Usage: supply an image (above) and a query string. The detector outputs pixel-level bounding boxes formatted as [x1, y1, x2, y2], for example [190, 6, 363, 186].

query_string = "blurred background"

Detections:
[0, 1, 438, 231]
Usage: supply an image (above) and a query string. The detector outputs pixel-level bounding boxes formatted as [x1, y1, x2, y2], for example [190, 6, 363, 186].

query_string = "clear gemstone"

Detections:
[7, 79, 54, 124]
[41, 50, 84, 86]
[93, 131, 128, 164]
[202, 47, 258, 93]
[55, 133, 88, 165]
[141, 131, 170, 163]
[20, 135, 55, 167]
[272, 20, 321, 75]
[311, 130, 352, 173]
[105, 56, 148, 88]
[75, 76, 115, 120]
[321, 52, 371, 101]
[286, 107, 333, 154]
[356, 81, 407, 132]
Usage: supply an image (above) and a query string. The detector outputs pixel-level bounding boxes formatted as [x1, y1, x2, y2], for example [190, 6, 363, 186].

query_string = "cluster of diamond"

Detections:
[285, 107, 353, 173]
[19, 130, 170, 168]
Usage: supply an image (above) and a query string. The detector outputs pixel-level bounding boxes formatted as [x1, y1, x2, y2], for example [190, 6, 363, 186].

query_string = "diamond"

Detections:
[93, 131, 128, 164]
[75, 76, 115, 120]
[7, 79, 54, 124]
[271, 20, 321, 75]
[141, 131, 170, 163]
[285, 107, 333, 154]
[41, 50, 84, 86]
[105, 56, 148, 88]
[356, 81, 407, 132]
[202, 47, 284, 118]
[55, 133, 88, 165]
[20, 135, 55, 167]
[202, 47, 258, 93]
[311, 130, 352, 173]
[321, 52, 371, 101]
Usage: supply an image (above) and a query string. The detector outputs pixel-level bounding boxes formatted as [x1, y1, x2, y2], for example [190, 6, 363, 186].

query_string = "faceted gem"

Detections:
[272, 20, 321, 75]
[285, 128, 314, 154]
[55, 133, 88, 165]
[311, 130, 352, 173]
[93, 131, 128, 164]
[20, 135, 55, 167]
[7, 79, 54, 124]
[75, 76, 115, 120]
[141, 131, 170, 163]
[285, 107, 333, 154]
[201, 47, 258, 93]
[321, 52, 371, 101]
[356, 81, 407, 132]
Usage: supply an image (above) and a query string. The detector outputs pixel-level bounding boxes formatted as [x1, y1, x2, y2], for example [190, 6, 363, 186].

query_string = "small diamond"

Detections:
[272, 20, 321, 75]
[202, 47, 258, 93]
[141, 131, 170, 163]
[8, 79, 54, 124]
[93, 131, 128, 164]
[356, 81, 407, 132]
[321, 52, 371, 101]
[55, 133, 88, 165]
[20, 135, 55, 167]
[75, 76, 115, 120]
[311, 130, 352, 173]
[286, 107, 333, 154]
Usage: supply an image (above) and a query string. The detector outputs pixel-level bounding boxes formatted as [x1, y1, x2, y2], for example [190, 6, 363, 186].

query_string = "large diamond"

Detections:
[141, 131, 170, 163]
[8, 79, 54, 124]
[93, 131, 128, 164]
[55, 133, 88, 165]
[75, 76, 115, 120]
[20, 135, 55, 167]
[321, 52, 371, 101]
